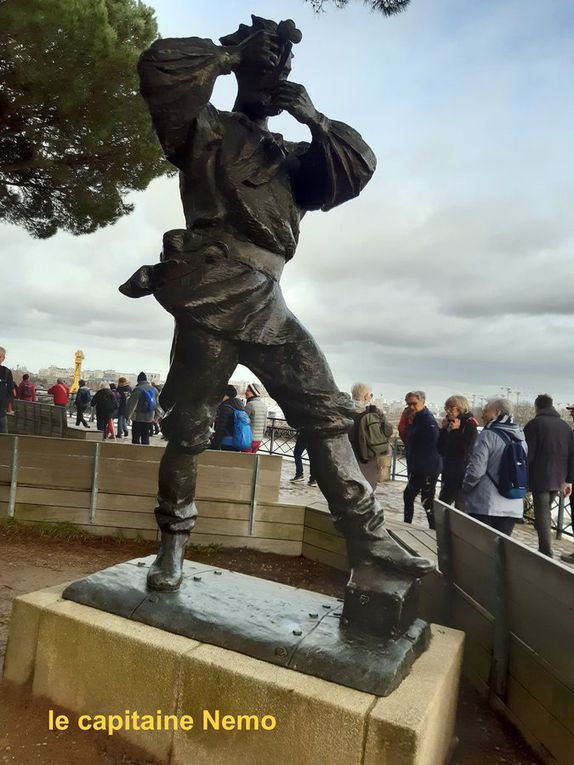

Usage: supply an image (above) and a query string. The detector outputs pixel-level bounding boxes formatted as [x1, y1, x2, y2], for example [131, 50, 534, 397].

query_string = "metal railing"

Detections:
[390, 437, 408, 481]
[391, 437, 573, 539]
[258, 417, 308, 463]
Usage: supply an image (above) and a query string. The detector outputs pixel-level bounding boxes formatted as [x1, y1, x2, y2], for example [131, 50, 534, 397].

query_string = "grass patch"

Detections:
[0, 518, 154, 546]
[0, 517, 94, 542]
[187, 542, 223, 556]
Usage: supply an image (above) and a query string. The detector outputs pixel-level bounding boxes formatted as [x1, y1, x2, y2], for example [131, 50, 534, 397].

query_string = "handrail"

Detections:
[259, 416, 309, 464]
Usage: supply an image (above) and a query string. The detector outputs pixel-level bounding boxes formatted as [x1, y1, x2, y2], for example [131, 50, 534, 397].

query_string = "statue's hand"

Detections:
[271, 81, 318, 125]
[235, 30, 280, 72]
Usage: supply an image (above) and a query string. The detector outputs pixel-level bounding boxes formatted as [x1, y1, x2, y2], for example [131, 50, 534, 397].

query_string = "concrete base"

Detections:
[3, 584, 464, 765]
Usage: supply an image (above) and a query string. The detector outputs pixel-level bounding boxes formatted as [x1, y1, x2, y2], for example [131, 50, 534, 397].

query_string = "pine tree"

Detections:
[0, 0, 168, 238]
[309, 0, 411, 17]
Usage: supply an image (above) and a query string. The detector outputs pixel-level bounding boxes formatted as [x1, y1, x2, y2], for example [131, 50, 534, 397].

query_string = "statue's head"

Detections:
[220, 15, 302, 120]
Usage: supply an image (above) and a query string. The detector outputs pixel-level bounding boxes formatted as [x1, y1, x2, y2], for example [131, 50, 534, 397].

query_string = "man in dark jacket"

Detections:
[0, 346, 14, 433]
[403, 390, 442, 529]
[211, 385, 247, 450]
[74, 380, 91, 428]
[524, 394, 574, 557]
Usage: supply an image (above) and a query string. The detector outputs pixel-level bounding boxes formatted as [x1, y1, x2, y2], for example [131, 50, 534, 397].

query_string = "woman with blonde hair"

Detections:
[437, 395, 478, 511]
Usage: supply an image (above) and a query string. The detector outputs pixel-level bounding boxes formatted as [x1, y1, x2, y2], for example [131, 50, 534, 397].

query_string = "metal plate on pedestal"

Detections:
[62, 557, 430, 696]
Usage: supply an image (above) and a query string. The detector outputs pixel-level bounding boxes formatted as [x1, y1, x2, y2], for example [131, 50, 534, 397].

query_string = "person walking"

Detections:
[244, 383, 268, 453]
[524, 394, 574, 557]
[125, 372, 157, 445]
[90, 383, 117, 440]
[290, 431, 316, 486]
[437, 395, 478, 511]
[463, 398, 527, 536]
[48, 378, 69, 407]
[74, 380, 91, 428]
[0, 346, 14, 434]
[403, 391, 441, 529]
[116, 377, 132, 438]
[350, 382, 392, 491]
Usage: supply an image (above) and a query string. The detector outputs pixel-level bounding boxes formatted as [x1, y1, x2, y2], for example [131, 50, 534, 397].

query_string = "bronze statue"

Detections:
[121, 15, 434, 592]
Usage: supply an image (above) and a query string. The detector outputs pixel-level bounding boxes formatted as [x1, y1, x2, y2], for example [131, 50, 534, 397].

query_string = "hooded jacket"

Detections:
[463, 416, 527, 518]
[524, 407, 574, 492]
[405, 407, 441, 476]
[117, 383, 132, 417]
[211, 397, 246, 450]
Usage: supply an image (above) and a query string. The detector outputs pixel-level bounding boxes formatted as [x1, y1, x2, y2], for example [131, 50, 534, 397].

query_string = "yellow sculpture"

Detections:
[69, 350, 84, 394]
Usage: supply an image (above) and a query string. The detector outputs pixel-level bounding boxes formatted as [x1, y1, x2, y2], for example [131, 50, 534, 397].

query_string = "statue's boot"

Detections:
[343, 513, 435, 577]
[147, 531, 189, 591]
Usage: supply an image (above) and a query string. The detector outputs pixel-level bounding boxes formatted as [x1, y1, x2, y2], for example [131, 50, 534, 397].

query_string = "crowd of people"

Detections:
[2, 345, 574, 562]
[399, 389, 574, 564]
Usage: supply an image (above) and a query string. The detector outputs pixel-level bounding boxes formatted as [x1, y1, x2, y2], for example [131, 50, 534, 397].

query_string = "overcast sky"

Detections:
[3, 0, 574, 406]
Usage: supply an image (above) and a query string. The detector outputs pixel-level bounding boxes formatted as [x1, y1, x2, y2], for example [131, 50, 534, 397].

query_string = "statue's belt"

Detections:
[119, 239, 285, 299]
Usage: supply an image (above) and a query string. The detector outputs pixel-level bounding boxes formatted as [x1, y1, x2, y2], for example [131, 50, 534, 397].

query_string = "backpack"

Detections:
[20, 381, 34, 399]
[222, 406, 252, 450]
[140, 386, 156, 412]
[76, 387, 91, 406]
[487, 427, 528, 500]
[356, 406, 390, 463]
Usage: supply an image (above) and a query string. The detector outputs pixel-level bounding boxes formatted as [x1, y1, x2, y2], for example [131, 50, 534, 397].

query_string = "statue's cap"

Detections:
[219, 15, 302, 47]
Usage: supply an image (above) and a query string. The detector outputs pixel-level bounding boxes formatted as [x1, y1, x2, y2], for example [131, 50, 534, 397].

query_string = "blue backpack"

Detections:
[488, 427, 528, 500]
[222, 407, 252, 450]
[76, 387, 91, 406]
[141, 386, 157, 412]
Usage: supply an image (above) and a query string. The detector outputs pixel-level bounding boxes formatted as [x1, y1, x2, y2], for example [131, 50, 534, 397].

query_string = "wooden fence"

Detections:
[434, 501, 574, 765]
[0, 433, 307, 555]
[9, 400, 87, 440]
[3, 430, 573, 761]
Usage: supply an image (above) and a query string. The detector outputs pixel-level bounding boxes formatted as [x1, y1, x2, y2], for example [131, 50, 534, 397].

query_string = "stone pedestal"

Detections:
[342, 564, 420, 639]
[4, 582, 464, 765]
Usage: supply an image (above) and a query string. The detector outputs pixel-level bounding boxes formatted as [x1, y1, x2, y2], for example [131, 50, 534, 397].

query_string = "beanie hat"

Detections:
[247, 383, 261, 397]
[137, 372, 147, 382]
[225, 384, 237, 399]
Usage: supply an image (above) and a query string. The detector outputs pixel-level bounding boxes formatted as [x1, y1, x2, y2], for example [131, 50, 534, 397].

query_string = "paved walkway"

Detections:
[278, 458, 574, 563]
[66, 418, 574, 564]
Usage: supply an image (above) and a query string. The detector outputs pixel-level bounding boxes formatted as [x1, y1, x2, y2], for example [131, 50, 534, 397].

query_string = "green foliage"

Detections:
[113, 527, 126, 543]
[0, 0, 168, 238]
[187, 543, 223, 556]
[0, 517, 93, 541]
[308, 0, 411, 17]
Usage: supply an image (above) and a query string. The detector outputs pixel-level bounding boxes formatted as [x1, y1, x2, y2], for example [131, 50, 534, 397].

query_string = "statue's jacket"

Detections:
[124, 37, 376, 345]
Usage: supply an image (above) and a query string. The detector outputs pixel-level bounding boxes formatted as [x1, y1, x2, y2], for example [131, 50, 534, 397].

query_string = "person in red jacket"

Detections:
[48, 378, 69, 406]
[17, 374, 36, 402]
